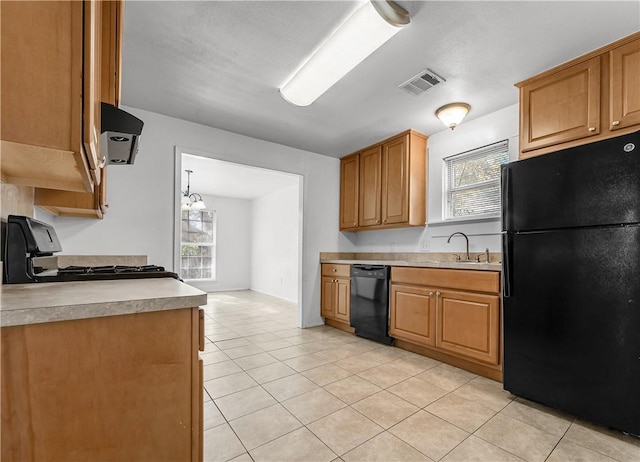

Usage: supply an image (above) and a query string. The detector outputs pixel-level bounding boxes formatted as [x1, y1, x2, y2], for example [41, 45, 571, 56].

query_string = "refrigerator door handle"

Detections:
[501, 166, 510, 232]
[502, 233, 512, 298]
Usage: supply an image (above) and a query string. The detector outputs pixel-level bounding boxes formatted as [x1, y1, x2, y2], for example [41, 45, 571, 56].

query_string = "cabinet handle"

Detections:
[333, 268, 337, 272]
[588, 127, 596, 132]
[612, 120, 620, 126]
[98, 155, 107, 168]
[429, 291, 434, 297]
[436, 291, 441, 297]
[353, 222, 357, 226]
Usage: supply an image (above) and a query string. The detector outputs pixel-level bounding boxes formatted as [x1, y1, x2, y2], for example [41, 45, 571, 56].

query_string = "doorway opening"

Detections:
[173, 149, 303, 325]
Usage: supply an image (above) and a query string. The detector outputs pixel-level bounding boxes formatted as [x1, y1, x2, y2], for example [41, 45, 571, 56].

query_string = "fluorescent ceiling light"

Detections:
[280, 1, 409, 107]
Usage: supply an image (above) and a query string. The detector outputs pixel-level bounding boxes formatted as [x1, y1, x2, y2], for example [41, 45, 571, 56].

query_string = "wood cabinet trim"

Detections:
[347, 129, 428, 157]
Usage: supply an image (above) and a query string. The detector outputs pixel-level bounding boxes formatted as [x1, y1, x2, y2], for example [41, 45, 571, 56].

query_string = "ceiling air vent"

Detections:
[398, 69, 445, 96]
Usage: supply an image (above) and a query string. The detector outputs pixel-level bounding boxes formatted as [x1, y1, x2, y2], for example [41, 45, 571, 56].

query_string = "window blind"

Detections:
[444, 140, 509, 219]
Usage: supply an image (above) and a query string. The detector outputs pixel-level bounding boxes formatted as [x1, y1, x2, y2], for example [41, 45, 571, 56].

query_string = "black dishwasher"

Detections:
[350, 265, 393, 345]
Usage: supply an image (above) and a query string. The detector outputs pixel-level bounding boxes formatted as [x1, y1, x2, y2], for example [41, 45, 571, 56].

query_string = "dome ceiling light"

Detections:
[436, 103, 471, 130]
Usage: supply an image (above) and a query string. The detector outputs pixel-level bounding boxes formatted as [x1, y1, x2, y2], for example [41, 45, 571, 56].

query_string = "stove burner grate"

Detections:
[57, 265, 167, 276]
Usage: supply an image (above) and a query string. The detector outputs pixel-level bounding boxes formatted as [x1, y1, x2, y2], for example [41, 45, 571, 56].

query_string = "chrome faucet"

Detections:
[447, 232, 470, 261]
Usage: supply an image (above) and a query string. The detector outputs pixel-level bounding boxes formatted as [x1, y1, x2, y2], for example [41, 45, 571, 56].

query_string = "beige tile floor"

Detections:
[201, 291, 640, 462]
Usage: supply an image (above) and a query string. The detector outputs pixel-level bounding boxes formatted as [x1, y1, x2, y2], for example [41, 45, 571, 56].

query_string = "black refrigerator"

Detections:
[501, 131, 640, 436]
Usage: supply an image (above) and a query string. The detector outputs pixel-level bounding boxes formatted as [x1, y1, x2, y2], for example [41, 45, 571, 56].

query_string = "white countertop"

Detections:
[1, 278, 207, 327]
[321, 259, 502, 271]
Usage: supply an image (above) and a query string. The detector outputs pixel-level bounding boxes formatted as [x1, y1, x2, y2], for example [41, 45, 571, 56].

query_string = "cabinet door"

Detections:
[321, 277, 336, 318]
[83, 0, 103, 182]
[0, 1, 92, 193]
[382, 135, 409, 224]
[610, 38, 640, 131]
[359, 146, 382, 227]
[435, 290, 500, 365]
[390, 283, 436, 347]
[340, 154, 359, 230]
[335, 278, 351, 322]
[520, 57, 601, 153]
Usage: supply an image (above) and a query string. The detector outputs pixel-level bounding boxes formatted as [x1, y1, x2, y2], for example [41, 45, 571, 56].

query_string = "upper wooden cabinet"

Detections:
[339, 154, 359, 230]
[359, 146, 382, 227]
[610, 38, 640, 130]
[517, 32, 640, 158]
[2, 1, 95, 191]
[2, 0, 122, 219]
[2, 0, 124, 219]
[35, 168, 108, 219]
[339, 129, 427, 231]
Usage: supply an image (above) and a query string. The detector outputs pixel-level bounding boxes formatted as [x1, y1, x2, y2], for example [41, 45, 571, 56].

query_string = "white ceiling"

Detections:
[122, 1, 639, 159]
[182, 154, 299, 199]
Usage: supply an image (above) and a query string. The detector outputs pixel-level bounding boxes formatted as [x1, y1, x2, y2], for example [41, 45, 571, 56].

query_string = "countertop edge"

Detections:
[1, 278, 208, 328]
[320, 259, 502, 271]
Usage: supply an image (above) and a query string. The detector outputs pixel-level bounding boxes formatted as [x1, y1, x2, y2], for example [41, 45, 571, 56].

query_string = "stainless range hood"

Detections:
[100, 103, 144, 165]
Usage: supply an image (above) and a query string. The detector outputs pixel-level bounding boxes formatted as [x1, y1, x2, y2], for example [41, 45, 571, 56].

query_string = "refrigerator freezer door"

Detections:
[502, 131, 640, 232]
[503, 225, 640, 435]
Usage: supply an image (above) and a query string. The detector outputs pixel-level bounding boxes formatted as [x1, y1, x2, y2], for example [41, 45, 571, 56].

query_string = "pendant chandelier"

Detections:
[181, 169, 206, 211]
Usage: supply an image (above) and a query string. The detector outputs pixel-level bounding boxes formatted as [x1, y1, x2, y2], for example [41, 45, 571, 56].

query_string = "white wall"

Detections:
[37, 107, 354, 328]
[350, 104, 520, 254]
[250, 184, 299, 302]
[183, 194, 251, 293]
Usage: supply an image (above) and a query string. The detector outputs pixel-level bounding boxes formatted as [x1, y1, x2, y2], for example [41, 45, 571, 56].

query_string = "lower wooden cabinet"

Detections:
[390, 267, 502, 379]
[435, 289, 500, 365]
[321, 264, 352, 331]
[390, 284, 436, 346]
[1, 307, 204, 461]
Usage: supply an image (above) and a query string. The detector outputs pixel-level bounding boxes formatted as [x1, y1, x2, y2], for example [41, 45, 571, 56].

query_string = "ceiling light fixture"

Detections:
[279, 0, 410, 107]
[435, 103, 471, 130]
[181, 170, 206, 211]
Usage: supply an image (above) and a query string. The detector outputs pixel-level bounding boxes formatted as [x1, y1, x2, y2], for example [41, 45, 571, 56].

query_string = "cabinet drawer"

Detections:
[322, 264, 351, 278]
[392, 267, 500, 294]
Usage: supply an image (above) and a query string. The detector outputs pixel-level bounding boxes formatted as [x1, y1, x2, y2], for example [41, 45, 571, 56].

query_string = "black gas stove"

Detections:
[36, 264, 180, 283]
[2, 216, 179, 284]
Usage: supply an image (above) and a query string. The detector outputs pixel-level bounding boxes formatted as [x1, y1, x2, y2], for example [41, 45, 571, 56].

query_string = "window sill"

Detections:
[428, 215, 501, 226]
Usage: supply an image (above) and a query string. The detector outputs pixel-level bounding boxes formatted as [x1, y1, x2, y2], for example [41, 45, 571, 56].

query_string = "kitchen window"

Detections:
[180, 210, 216, 280]
[444, 140, 509, 219]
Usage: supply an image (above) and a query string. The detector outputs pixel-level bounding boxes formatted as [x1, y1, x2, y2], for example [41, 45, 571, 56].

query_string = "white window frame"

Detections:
[180, 209, 217, 281]
[443, 140, 509, 220]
